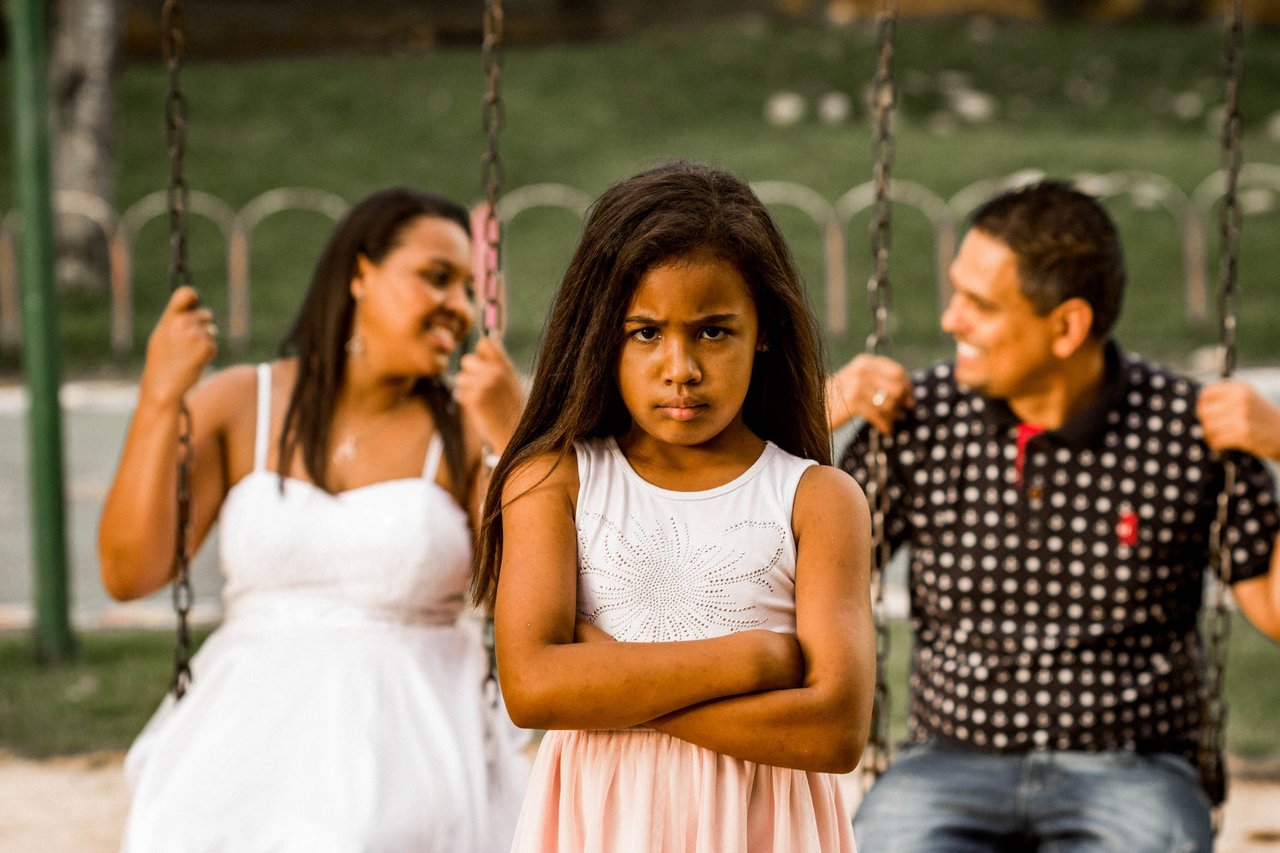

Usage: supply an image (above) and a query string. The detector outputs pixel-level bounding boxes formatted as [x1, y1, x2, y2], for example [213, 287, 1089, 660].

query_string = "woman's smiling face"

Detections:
[350, 215, 476, 377]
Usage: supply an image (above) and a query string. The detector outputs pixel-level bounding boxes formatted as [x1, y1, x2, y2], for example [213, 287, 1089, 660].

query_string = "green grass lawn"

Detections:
[1, 618, 1275, 761]
[2, 17, 1280, 377]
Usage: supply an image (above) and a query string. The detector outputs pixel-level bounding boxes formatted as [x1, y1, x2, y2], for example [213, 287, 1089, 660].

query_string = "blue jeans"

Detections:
[853, 741, 1212, 852]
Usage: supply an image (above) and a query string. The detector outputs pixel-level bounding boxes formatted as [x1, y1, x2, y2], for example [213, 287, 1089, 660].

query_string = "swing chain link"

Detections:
[1200, 0, 1244, 815]
[867, 0, 896, 362]
[162, 0, 195, 699]
[861, 0, 898, 792]
[480, 0, 506, 340]
[479, 0, 506, 710]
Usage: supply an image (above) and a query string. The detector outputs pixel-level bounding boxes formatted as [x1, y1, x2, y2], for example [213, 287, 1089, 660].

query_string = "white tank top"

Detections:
[573, 436, 817, 643]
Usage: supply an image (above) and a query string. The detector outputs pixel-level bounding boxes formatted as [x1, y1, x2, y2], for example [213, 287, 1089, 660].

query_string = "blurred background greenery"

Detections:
[4, 8, 1280, 378]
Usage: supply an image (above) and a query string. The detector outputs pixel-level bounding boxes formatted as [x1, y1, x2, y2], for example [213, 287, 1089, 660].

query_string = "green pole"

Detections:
[7, 0, 77, 660]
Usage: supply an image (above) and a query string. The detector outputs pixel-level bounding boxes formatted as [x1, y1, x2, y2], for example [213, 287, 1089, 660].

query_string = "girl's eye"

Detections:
[701, 326, 729, 341]
[630, 327, 659, 342]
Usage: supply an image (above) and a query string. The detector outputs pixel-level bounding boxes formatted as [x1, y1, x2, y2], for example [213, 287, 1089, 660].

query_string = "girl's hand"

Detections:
[455, 336, 524, 454]
[574, 621, 801, 687]
[754, 629, 805, 691]
[139, 286, 218, 409]
[574, 620, 615, 644]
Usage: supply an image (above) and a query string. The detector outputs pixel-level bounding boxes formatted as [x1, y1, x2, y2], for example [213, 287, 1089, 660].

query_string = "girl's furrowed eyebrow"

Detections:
[623, 312, 741, 325]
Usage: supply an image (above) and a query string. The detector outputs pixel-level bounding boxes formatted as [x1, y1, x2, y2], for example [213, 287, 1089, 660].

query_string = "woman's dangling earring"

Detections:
[346, 290, 365, 356]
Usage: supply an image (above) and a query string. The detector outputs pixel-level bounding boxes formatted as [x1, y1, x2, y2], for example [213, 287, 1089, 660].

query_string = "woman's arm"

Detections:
[640, 465, 875, 773]
[494, 452, 804, 731]
[98, 287, 240, 601]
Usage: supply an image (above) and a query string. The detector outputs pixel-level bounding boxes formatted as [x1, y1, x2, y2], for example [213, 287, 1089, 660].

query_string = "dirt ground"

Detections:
[1, 751, 1278, 852]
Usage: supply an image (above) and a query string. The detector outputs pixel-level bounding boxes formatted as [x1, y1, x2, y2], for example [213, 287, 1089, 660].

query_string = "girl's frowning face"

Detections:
[616, 250, 762, 451]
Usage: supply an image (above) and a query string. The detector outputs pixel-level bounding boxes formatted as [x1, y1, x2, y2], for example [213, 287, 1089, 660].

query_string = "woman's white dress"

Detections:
[120, 364, 526, 853]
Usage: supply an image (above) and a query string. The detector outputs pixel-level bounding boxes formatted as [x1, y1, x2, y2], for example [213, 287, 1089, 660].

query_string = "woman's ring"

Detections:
[871, 389, 888, 408]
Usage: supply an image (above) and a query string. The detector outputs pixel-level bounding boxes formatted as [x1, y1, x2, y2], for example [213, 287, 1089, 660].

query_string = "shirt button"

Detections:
[1027, 486, 1044, 500]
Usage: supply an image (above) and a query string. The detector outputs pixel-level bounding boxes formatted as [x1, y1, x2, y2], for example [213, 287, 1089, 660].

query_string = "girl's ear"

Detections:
[756, 332, 770, 353]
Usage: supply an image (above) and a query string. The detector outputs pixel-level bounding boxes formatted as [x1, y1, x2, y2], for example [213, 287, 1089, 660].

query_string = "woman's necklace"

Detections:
[331, 392, 413, 465]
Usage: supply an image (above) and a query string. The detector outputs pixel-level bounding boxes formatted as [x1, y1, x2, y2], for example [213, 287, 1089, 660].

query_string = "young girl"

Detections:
[473, 162, 874, 851]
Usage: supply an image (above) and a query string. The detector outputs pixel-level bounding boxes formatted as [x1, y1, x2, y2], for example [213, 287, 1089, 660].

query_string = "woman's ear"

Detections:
[350, 254, 373, 302]
[1050, 297, 1095, 359]
[756, 332, 770, 353]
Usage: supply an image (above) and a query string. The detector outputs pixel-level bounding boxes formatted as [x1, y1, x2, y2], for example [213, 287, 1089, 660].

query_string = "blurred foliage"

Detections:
[1, 17, 1279, 377]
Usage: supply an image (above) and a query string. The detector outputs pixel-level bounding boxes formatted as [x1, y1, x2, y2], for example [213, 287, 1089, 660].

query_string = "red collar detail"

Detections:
[1016, 423, 1045, 485]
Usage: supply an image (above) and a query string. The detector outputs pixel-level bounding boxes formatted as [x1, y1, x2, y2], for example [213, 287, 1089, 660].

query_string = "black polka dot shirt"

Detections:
[840, 342, 1279, 765]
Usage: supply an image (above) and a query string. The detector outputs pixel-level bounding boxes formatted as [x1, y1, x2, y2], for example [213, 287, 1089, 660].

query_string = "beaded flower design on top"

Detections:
[578, 514, 786, 642]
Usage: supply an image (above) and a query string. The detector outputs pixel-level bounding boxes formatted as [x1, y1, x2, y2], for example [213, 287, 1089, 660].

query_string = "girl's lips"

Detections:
[660, 405, 703, 422]
[657, 398, 706, 422]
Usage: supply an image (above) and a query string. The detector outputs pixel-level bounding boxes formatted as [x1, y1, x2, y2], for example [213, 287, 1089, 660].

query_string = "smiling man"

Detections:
[827, 180, 1280, 852]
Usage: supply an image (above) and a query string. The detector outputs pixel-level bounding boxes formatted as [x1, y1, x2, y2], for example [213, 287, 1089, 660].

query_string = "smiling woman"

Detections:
[95, 187, 530, 851]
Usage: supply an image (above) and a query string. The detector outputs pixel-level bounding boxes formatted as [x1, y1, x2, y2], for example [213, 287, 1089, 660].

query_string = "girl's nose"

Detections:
[663, 340, 702, 385]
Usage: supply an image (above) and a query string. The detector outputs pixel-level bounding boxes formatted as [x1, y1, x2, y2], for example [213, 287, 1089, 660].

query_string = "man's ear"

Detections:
[1050, 297, 1095, 359]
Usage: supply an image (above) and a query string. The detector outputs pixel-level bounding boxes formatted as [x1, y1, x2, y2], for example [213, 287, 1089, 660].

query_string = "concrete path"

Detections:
[0, 750, 1277, 852]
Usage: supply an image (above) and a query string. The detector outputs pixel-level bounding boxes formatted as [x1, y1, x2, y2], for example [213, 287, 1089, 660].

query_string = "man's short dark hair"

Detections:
[971, 180, 1125, 339]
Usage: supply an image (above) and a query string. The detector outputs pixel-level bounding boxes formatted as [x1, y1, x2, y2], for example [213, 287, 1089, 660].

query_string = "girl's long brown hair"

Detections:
[277, 188, 471, 498]
[472, 161, 829, 610]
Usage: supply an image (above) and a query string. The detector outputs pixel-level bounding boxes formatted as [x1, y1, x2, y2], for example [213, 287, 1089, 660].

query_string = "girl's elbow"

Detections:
[498, 670, 557, 729]
[810, 690, 870, 773]
[501, 692, 543, 729]
[811, 725, 863, 774]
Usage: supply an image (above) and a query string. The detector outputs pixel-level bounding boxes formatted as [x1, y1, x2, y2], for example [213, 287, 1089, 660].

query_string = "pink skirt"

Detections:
[512, 728, 855, 852]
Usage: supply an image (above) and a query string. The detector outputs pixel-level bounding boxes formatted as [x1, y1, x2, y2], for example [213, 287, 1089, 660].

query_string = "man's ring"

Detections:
[871, 389, 888, 408]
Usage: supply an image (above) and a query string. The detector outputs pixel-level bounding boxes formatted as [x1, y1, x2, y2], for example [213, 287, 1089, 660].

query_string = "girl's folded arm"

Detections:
[494, 452, 803, 731]
[643, 465, 876, 773]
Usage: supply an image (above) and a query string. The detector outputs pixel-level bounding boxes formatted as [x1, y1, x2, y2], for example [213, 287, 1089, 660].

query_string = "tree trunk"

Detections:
[51, 0, 120, 294]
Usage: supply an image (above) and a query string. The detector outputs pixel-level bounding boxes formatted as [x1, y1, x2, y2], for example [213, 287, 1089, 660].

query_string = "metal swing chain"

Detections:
[480, 0, 506, 341]
[1199, 0, 1244, 814]
[861, 0, 898, 792]
[161, 0, 195, 700]
[479, 0, 506, 711]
